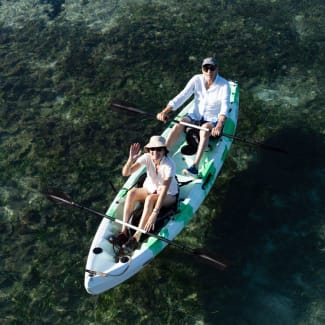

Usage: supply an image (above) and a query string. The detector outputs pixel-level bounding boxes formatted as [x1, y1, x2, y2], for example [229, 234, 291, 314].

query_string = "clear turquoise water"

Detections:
[0, 0, 324, 324]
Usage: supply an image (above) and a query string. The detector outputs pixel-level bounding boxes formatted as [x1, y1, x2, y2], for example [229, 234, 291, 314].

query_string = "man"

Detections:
[157, 57, 230, 175]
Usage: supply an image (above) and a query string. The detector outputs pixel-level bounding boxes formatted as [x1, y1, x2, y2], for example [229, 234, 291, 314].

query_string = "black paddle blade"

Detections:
[258, 142, 288, 154]
[110, 100, 156, 119]
[111, 101, 145, 115]
[44, 189, 74, 207]
[192, 248, 228, 271]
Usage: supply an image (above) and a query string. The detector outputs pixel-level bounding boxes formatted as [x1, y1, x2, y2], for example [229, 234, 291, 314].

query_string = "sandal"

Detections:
[122, 237, 138, 254]
[108, 232, 128, 247]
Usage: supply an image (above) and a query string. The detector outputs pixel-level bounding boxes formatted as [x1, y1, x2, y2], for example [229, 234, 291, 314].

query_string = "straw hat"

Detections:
[144, 135, 167, 151]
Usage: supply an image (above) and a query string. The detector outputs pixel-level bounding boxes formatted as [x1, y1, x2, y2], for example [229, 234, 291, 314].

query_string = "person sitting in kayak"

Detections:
[109, 135, 178, 254]
[157, 57, 230, 176]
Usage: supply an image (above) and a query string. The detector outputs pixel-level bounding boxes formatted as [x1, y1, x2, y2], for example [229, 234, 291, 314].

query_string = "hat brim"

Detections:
[144, 146, 168, 154]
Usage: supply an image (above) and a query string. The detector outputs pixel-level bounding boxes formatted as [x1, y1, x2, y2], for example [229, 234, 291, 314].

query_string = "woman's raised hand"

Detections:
[129, 143, 141, 161]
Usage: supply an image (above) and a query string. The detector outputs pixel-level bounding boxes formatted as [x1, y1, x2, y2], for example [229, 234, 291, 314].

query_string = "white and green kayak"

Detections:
[84, 81, 239, 294]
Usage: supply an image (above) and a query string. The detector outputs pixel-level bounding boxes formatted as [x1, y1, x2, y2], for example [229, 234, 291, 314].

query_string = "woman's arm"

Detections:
[122, 160, 141, 176]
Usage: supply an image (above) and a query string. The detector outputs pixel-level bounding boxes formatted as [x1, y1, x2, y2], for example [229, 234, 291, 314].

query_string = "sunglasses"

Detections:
[149, 147, 164, 152]
[202, 65, 217, 72]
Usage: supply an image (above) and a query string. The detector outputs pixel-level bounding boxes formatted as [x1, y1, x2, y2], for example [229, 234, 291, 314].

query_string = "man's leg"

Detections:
[165, 116, 192, 149]
[193, 123, 213, 168]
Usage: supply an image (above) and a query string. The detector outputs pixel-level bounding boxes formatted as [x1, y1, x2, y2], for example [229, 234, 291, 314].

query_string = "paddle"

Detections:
[45, 189, 227, 270]
[111, 101, 209, 133]
[111, 101, 288, 154]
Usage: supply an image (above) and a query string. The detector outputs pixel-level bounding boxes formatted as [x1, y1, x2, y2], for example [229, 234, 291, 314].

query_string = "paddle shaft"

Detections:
[49, 193, 152, 234]
[48, 192, 227, 269]
[111, 102, 209, 132]
[177, 124, 287, 153]
[50, 194, 209, 254]
[111, 102, 287, 153]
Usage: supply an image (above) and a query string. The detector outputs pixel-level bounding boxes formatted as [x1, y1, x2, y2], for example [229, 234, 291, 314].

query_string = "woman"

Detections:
[109, 135, 178, 254]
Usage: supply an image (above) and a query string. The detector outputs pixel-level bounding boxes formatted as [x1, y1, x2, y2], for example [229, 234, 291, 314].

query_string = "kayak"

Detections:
[84, 81, 239, 294]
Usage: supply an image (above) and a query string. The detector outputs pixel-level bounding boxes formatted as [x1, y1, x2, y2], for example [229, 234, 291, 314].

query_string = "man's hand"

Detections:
[157, 105, 173, 123]
[211, 119, 225, 137]
[156, 111, 168, 122]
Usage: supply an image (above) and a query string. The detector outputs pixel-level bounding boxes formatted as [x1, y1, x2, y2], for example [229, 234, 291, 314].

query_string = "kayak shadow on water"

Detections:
[196, 127, 325, 324]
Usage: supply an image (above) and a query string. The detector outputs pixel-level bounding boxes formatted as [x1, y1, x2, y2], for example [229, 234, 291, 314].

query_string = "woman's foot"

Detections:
[122, 237, 138, 254]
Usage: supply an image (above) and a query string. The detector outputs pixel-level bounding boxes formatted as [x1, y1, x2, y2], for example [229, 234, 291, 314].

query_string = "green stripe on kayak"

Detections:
[230, 82, 239, 103]
[146, 203, 194, 256]
[233, 84, 240, 103]
[223, 118, 236, 135]
[175, 202, 194, 225]
[146, 227, 170, 256]
[201, 159, 216, 187]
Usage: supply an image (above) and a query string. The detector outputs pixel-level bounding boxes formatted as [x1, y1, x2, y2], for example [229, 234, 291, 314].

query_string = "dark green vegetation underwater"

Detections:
[0, 0, 324, 324]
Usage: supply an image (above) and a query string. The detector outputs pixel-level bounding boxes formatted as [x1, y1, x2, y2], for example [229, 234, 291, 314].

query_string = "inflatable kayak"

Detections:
[84, 81, 239, 294]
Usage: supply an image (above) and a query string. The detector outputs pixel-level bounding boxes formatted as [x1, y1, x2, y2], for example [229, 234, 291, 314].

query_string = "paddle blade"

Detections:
[258, 142, 288, 154]
[192, 248, 228, 271]
[44, 189, 74, 207]
[111, 101, 146, 115]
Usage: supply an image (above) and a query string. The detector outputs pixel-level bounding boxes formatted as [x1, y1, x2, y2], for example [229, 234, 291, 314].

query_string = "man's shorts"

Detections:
[186, 114, 218, 127]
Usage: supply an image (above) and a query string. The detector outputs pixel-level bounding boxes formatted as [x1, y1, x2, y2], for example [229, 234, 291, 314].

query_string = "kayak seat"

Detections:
[181, 127, 199, 155]
[181, 127, 218, 155]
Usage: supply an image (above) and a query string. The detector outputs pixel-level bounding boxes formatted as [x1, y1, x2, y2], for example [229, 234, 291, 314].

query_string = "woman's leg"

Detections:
[121, 187, 148, 233]
[133, 194, 176, 242]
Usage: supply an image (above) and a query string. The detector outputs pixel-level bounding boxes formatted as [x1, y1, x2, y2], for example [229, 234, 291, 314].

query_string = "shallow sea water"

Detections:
[0, 0, 324, 324]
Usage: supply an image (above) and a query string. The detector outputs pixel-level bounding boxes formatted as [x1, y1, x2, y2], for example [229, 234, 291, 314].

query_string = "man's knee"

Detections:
[173, 122, 185, 132]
